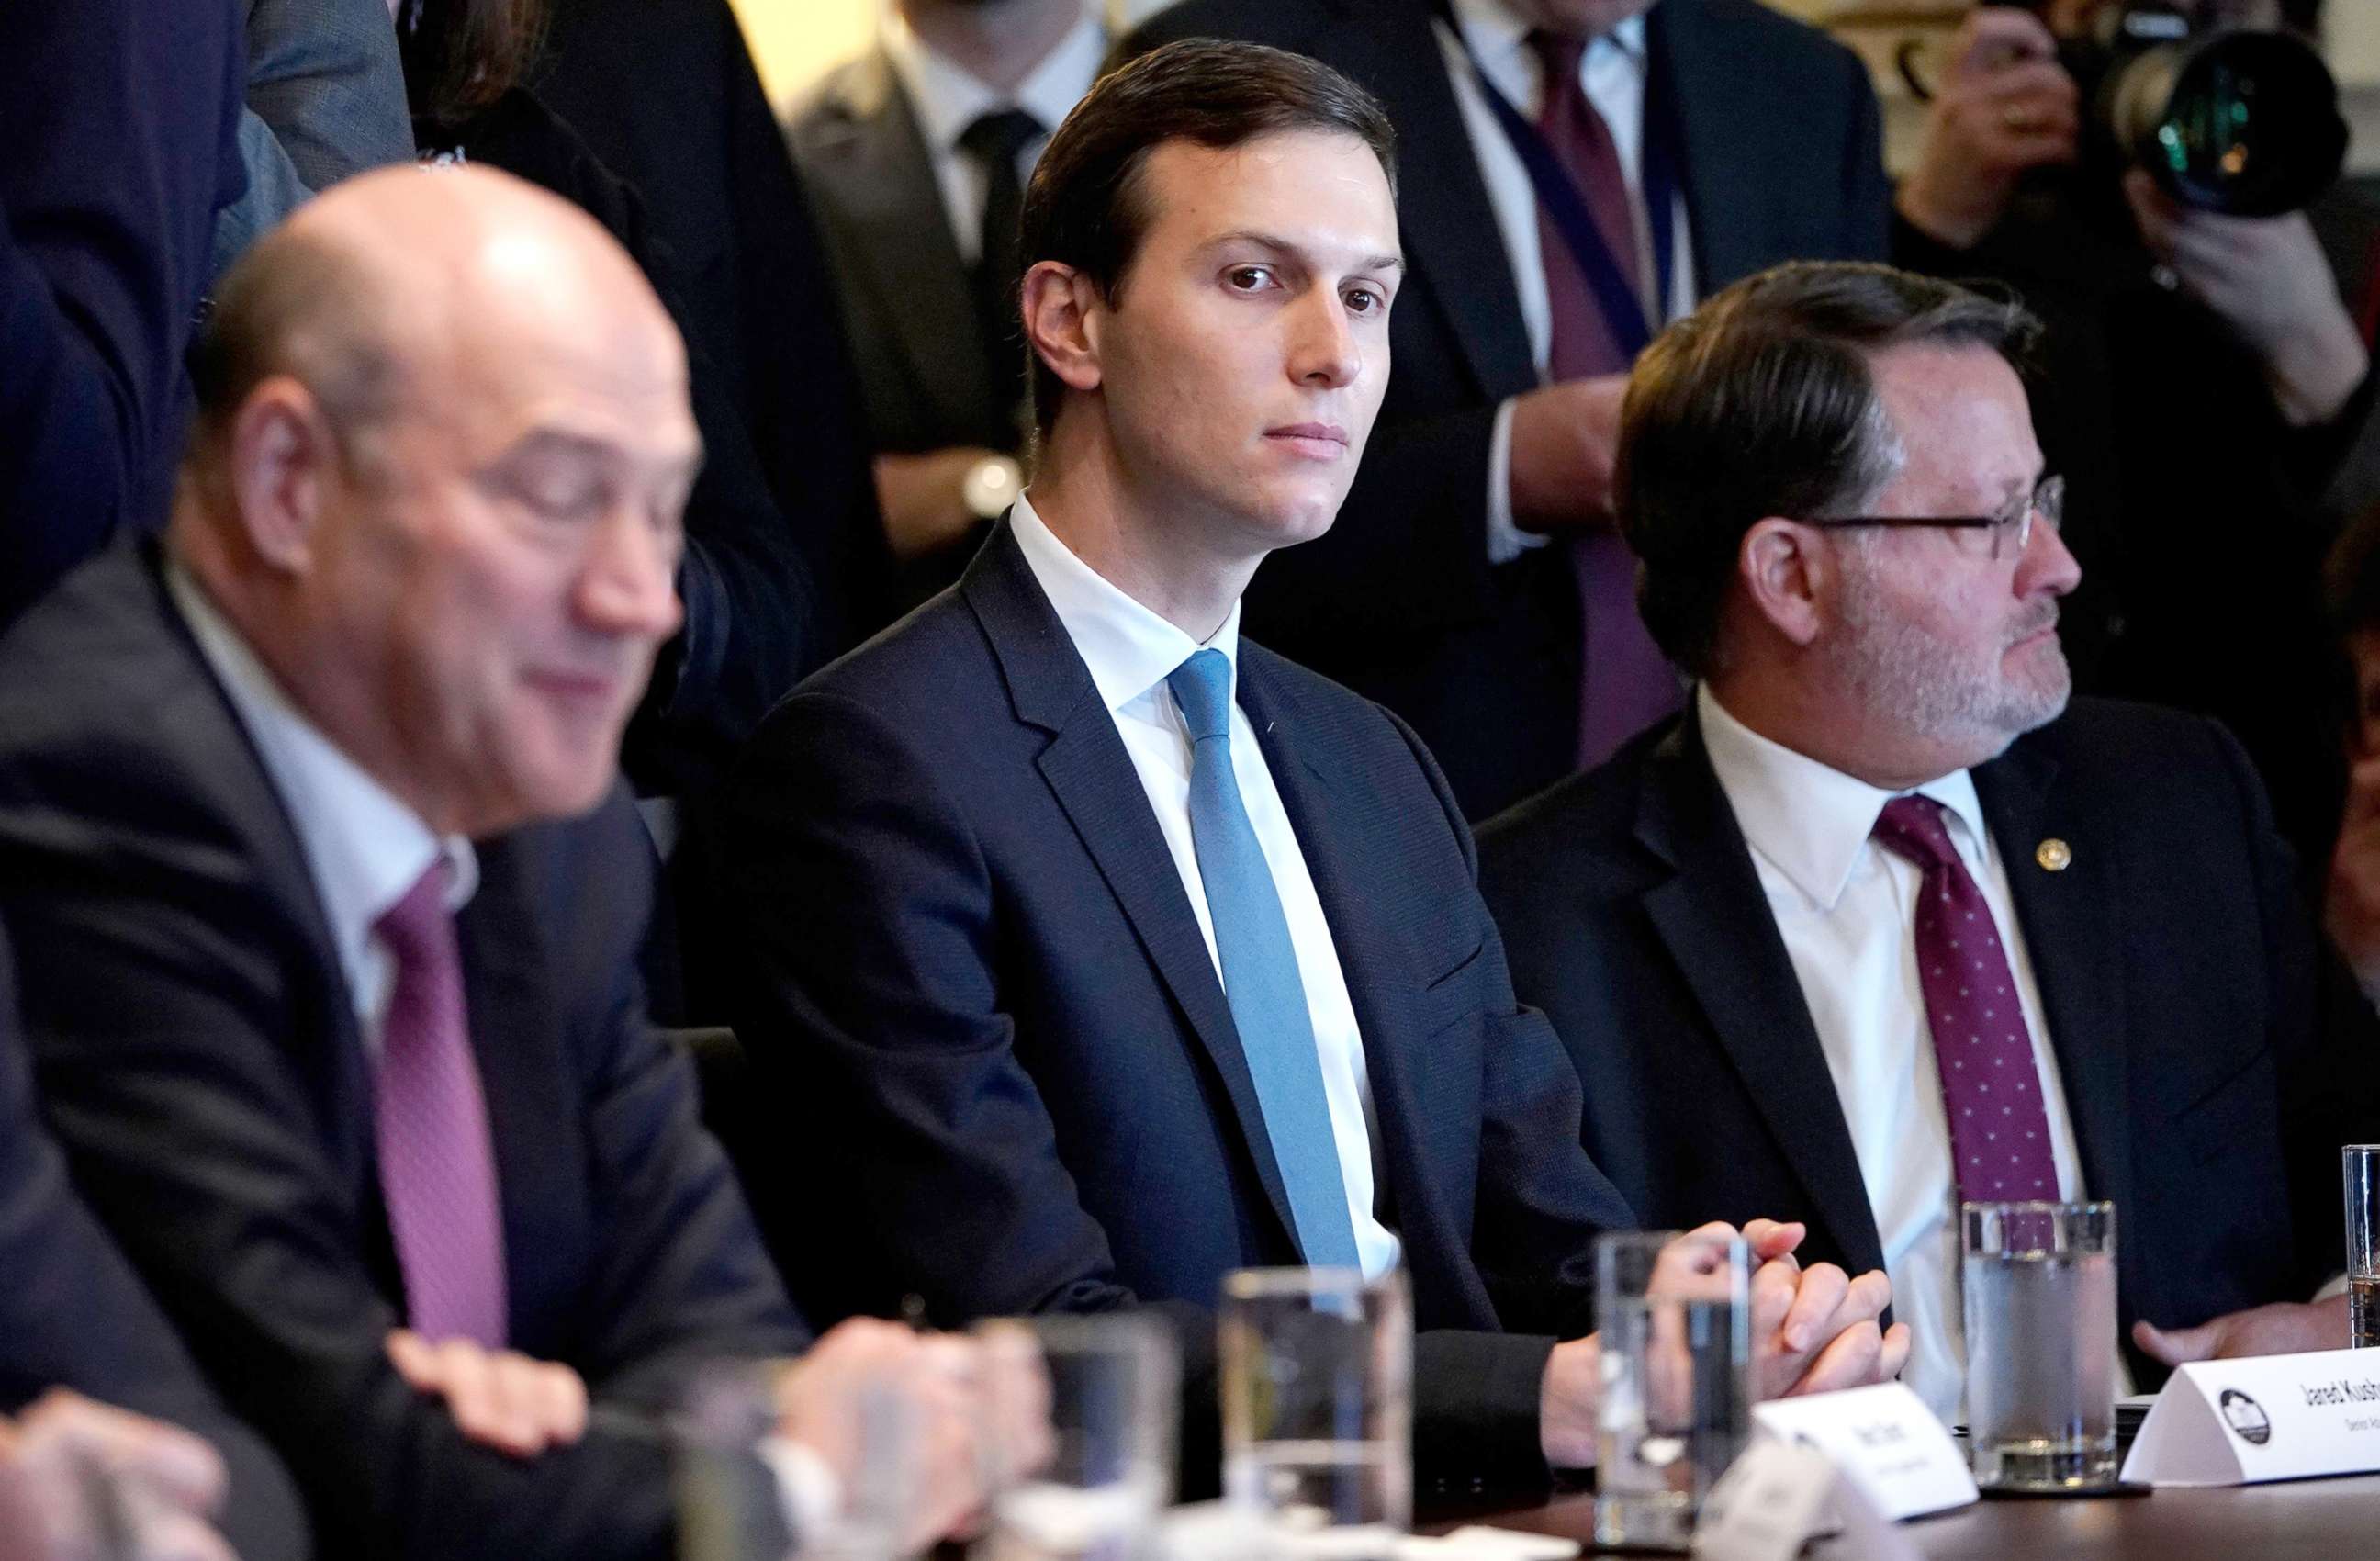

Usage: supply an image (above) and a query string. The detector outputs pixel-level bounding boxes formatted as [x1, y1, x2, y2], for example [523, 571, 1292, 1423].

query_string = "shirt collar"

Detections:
[165, 564, 478, 999]
[881, 6, 1106, 160]
[1697, 684, 1989, 912]
[1007, 493, 1242, 717]
[1448, 0, 1646, 70]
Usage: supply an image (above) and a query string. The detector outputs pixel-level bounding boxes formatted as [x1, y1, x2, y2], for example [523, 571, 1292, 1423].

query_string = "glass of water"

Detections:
[974, 1314, 1177, 1561]
[1219, 1267, 1411, 1559]
[1593, 1230, 1751, 1552]
[2348, 1147, 2380, 1348]
[673, 1357, 918, 1561]
[1960, 1200, 2118, 1491]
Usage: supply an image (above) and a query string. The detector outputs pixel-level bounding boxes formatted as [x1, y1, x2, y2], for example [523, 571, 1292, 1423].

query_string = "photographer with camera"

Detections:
[1895, 0, 2380, 861]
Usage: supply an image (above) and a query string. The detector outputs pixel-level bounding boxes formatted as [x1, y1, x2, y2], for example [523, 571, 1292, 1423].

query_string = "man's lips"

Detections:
[1265, 422, 1350, 460]
[523, 668, 626, 704]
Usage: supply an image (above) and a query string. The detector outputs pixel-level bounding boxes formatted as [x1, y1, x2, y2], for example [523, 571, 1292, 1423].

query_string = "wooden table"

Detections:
[1429, 1475, 2380, 1558]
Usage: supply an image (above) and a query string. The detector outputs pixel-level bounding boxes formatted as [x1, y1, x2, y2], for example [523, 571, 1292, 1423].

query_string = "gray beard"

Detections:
[1834, 565, 2072, 758]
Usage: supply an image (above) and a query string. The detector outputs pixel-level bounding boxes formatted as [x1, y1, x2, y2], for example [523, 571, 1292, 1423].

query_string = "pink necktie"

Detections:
[373, 862, 508, 1346]
[1869, 797, 2061, 1205]
[1526, 31, 1683, 769]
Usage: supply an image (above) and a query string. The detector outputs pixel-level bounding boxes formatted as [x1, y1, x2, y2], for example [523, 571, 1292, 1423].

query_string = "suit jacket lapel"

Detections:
[807, 51, 999, 440]
[962, 526, 1304, 1252]
[1334, 0, 1536, 399]
[1636, 717, 1886, 1276]
[1975, 737, 2136, 1263]
[1654, 0, 1760, 295]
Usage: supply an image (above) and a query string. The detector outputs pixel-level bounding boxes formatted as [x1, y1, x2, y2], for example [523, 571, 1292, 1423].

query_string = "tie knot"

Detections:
[1525, 28, 1589, 98]
[958, 107, 1044, 169]
[375, 860, 451, 962]
[1167, 648, 1235, 744]
[1870, 795, 1960, 873]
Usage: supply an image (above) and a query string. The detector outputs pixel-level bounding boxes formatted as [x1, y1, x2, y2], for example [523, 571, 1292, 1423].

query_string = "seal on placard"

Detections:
[2219, 1387, 2273, 1446]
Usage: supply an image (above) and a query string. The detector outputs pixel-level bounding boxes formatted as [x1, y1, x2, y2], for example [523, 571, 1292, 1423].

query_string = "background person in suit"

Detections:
[2, 938, 309, 1561]
[1122, 0, 1891, 818]
[0, 0, 245, 624]
[791, 0, 1105, 597]
[0, 164, 989, 1561]
[212, 0, 417, 275]
[725, 39, 1908, 1490]
[1480, 262, 2380, 1421]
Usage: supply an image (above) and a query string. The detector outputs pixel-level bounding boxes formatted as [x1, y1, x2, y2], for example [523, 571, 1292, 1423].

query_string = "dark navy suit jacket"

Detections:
[0, 936, 309, 1561]
[0, 0, 244, 621]
[0, 543, 806, 1561]
[1480, 700, 2380, 1390]
[724, 522, 1636, 1479]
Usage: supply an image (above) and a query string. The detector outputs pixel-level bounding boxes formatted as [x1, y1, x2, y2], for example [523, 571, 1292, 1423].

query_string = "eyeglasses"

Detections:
[1806, 475, 2066, 562]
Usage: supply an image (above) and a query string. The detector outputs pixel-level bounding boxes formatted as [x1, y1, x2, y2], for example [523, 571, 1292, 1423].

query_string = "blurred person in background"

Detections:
[792, 0, 1106, 602]
[1895, 0, 2380, 863]
[0, 0, 244, 623]
[1123, 0, 1892, 818]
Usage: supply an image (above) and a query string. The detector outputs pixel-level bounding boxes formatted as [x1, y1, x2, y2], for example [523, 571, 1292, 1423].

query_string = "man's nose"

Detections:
[578, 504, 684, 642]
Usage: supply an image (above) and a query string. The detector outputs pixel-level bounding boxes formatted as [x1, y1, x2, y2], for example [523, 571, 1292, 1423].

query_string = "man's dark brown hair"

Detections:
[1615, 261, 2039, 679]
[1016, 38, 1397, 441]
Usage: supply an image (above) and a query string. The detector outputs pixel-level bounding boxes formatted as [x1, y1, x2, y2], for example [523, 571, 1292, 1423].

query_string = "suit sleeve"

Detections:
[724, 689, 1148, 1320]
[2218, 717, 2380, 1297]
[0, 0, 244, 622]
[1385, 708, 1640, 1477]
[556, 799, 812, 1408]
[0, 949, 310, 1561]
[1, 837, 694, 1561]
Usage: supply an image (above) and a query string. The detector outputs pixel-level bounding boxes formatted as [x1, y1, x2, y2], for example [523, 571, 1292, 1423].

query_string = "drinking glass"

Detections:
[974, 1314, 1177, 1561]
[2347, 1147, 2380, 1348]
[1592, 1230, 1751, 1552]
[673, 1358, 915, 1561]
[1960, 1200, 2119, 1491]
[1219, 1267, 1411, 1559]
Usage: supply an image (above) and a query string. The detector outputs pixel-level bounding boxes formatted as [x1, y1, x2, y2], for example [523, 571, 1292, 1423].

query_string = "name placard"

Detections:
[1693, 1440, 1920, 1561]
[1748, 1382, 1978, 1519]
[2122, 1348, 2380, 1487]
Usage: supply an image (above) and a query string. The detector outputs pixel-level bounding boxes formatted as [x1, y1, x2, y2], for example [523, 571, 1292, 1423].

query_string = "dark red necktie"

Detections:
[1869, 796, 2061, 1205]
[1524, 31, 1681, 769]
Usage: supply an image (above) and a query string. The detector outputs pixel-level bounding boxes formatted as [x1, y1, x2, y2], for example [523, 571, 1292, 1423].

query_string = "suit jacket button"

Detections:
[2036, 838, 2072, 871]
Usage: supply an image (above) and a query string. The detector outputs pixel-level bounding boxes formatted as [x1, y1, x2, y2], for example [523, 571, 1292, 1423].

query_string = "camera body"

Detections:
[2056, 2, 2347, 215]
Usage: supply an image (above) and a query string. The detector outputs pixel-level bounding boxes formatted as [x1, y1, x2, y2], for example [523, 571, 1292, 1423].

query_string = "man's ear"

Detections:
[1021, 260, 1103, 399]
[225, 377, 339, 574]
[1738, 517, 1829, 649]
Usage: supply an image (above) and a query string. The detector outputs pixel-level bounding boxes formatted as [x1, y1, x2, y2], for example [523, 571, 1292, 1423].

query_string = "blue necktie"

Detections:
[1165, 648, 1363, 1271]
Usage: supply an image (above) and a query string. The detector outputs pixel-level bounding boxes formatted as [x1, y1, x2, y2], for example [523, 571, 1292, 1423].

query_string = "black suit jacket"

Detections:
[1123, 0, 1891, 819]
[0, 0, 244, 623]
[0, 544, 807, 1561]
[1478, 699, 2380, 1388]
[0, 938, 310, 1561]
[724, 521, 1636, 1480]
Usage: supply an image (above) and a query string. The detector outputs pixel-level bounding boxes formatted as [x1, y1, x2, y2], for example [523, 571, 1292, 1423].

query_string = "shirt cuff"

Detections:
[1485, 397, 1549, 566]
[758, 1435, 843, 1553]
[2315, 1271, 2352, 1303]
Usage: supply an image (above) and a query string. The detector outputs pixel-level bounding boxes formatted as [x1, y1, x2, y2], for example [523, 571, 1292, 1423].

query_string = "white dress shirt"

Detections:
[168, 566, 477, 1049]
[1435, 0, 1701, 563]
[1695, 686, 2112, 1422]
[1009, 495, 1404, 1280]
[880, 6, 1106, 266]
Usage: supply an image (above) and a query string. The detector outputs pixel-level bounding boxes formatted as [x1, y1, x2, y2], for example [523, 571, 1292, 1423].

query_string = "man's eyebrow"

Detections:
[1204, 230, 1406, 274]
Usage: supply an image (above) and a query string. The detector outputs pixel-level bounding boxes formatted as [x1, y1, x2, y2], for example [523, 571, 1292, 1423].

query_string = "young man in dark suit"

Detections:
[0, 165, 993, 1561]
[1479, 261, 2380, 1422]
[724, 39, 1907, 1488]
[1121, 0, 1891, 817]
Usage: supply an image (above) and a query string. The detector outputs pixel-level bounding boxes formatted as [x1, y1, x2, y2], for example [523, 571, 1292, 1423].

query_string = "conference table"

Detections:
[1425, 1476, 2380, 1558]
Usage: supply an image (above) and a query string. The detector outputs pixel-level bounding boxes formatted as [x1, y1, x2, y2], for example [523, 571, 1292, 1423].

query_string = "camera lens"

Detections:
[2105, 29, 2347, 216]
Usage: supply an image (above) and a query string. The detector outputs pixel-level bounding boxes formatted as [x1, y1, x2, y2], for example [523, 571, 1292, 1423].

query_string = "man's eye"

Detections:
[1227, 265, 1275, 291]
[1344, 286, 1382, 315]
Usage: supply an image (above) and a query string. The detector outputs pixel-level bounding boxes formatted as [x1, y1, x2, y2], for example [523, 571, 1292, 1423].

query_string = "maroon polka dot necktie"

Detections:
[1870, 795, 2060, 1206]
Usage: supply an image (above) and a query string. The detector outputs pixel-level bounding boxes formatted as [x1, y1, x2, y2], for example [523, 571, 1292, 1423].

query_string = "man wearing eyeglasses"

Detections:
[1478, 259, 2380, 1421]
